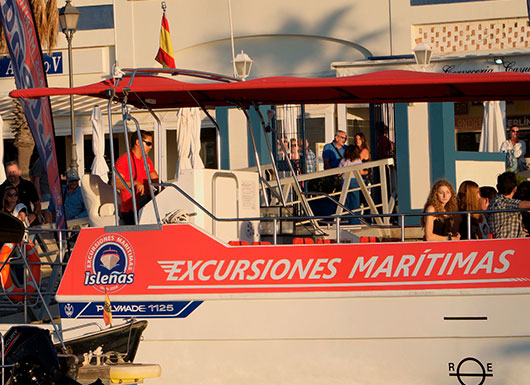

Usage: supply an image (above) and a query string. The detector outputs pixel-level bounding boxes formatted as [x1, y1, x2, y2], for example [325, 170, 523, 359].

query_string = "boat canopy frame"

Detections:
[10, 68, 530, 227]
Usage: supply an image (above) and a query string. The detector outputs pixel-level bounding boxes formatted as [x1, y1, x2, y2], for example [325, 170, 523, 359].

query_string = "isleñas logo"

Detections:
[84, 234, 135, 293]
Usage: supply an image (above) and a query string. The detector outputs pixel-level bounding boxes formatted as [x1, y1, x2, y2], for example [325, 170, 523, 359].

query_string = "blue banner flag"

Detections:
[0, 0, 65, 229]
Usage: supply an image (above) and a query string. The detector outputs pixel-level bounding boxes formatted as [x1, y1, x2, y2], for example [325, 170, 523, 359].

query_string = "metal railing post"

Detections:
[273, 219, 278, 245]
[335, 217, 341, 243]
[401, 214, 405, 242]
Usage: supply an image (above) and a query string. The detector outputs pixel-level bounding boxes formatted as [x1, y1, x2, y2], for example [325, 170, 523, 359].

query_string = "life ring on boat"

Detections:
[0, 240, 41, 302]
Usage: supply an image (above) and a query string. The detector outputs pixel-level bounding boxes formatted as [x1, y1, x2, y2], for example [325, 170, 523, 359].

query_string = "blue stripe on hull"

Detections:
[60, 301, 203, 319]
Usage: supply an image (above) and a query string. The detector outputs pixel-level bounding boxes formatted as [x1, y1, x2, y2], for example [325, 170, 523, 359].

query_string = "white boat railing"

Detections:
[243, 157, 397, 225]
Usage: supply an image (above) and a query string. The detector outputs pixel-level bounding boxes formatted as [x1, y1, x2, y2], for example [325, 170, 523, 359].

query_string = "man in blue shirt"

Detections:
[63, 169, 88, 220]
[322, 130, 347, 169]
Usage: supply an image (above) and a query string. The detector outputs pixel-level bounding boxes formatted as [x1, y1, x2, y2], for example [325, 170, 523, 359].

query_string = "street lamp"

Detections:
[413, 42, 432, 68]
[227, 0, 253, 80]
[234, 50, 253, 80]
[59, 0, 80, 171]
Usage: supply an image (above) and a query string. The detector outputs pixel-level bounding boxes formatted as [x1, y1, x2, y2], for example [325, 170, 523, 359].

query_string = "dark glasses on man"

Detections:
[143, 140, 153, 146]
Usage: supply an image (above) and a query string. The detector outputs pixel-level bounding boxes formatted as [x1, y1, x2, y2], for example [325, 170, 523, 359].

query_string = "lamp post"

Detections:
[234, 50, 253, 80]
[59, 0, 80, 171]
[413, 42, 432, 70]
[227, 0, 253, 80]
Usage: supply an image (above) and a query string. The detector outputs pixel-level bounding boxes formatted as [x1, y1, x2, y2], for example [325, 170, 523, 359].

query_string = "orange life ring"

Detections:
[0, 240, 41, 302]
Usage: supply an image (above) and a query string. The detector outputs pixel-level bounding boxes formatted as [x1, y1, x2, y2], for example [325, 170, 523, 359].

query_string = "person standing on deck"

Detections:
[115, 130, 159, 225]
[323, 130, 347, 169]
[500, 126, 527, 172]
[303, 139, 317, 174]
[488, 171, 530, 238]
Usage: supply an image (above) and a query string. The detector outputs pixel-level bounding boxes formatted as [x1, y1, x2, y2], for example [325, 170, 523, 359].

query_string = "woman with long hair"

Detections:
[421, 179, 461, 241]
[455, 180, 488, 239]
[2, 186, 28, 225]
[354, 132, 370, 162]
[354, 132, 372, 190]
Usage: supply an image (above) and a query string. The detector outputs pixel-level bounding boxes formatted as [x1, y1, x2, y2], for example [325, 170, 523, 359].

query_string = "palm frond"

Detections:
[45, 0, 59, 54]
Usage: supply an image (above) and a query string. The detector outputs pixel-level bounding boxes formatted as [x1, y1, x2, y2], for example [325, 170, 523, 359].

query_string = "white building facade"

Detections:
[0, 0, 527, 212]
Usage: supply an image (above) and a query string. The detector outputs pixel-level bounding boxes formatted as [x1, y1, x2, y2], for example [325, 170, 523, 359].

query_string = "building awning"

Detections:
[9, 70, 530, 109]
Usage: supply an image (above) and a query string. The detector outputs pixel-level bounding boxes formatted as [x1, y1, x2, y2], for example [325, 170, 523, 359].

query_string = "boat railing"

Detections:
[51, 322, 104, 344]
[154, 179, 525, 242]
[0, 227, 75, 330]
[249, 157, 396, 226]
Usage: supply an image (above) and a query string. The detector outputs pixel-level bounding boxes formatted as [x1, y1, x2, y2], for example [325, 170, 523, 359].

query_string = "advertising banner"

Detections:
[0, 0, 65, 229]
[57, 225, 530, 301]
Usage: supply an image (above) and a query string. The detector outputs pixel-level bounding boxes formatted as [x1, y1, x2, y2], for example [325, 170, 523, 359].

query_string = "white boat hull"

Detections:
[57, 224, 530, 385]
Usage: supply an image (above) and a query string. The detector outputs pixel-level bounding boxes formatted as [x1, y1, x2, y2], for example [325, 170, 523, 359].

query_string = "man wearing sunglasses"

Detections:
[500, 125, 527, 172]
[115, 130, 159, 225]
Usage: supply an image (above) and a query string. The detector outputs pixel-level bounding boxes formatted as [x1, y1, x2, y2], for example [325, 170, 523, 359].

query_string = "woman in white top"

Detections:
[500, 126, 527, 172]
[2, 186, 29, 226]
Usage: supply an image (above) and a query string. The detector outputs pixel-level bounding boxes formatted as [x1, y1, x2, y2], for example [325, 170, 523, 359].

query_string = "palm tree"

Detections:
[0, 0, 59, 177]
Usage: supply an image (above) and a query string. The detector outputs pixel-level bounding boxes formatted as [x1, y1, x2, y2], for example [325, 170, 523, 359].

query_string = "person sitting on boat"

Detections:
[479, 186, 496, 237]
[421, 179, 461, 241]
[115, 130, 159, 225]
[47, 168, 88, 222]
[454, 180, 488, 239]
[339, 146, 361, 225]
[322, 130, 347, 170]
[514, 180, 530, 234]
[488, 171, 530, 238]
[499, 126, 527, 172]
[2, 186, 30, 227]
[63, 169, 88, 220]
[0, 161, 41, 225]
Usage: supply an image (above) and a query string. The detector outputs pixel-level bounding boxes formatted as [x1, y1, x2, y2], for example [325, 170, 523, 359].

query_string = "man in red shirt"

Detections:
[115, 130, 159, 225]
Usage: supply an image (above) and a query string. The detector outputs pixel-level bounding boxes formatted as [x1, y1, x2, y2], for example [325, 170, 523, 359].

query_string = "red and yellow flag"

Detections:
[155, 13, 176, 68]
[103, 291, 112, 326]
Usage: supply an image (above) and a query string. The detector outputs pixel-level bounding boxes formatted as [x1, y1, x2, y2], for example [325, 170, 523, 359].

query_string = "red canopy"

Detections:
[9, 70, 530, 109]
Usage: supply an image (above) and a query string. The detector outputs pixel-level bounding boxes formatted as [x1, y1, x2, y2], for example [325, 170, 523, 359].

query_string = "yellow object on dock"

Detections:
[77, 363, 162, 385]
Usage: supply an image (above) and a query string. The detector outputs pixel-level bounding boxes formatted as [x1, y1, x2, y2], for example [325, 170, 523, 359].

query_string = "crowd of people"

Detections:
[0, 130, 162, 229]
[0, 160, 88, 227]
[321, 129, 390, 219]
[277, 137, 317, 174]
[1, 124, 528, 239]
[421, 171, 530, 241]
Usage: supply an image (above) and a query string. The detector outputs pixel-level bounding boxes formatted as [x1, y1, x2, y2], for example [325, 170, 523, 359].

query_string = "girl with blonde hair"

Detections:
[421, 179, 461, 241]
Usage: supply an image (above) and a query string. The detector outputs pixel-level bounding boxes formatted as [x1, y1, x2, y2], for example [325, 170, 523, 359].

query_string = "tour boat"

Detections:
[7, 69, 530, 385]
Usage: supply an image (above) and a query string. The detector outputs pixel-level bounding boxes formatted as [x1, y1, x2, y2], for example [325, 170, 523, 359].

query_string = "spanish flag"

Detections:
[155, 13, 176, 68]
[103, 291, 112, 326]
